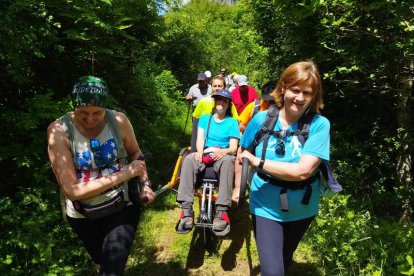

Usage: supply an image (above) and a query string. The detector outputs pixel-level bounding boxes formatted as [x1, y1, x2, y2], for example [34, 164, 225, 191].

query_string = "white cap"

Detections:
[204, 71, 212, 78]
[238, 75, 248, 86]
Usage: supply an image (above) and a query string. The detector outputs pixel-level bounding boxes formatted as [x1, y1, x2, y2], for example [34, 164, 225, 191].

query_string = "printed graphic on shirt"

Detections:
[289, 136, 301, 157]
[75, 138, 121, 182]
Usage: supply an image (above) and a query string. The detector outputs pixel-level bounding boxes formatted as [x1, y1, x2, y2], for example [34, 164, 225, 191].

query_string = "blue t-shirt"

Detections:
[240, 110, 330, 222]
[199, 114, 240, 148]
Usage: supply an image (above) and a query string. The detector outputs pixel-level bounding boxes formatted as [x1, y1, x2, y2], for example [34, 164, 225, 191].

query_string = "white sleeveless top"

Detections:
[66, 123, 130, 218]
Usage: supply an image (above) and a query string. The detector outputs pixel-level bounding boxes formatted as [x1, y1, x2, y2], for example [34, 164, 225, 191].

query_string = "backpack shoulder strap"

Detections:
[247, 105, 279, 152]
[252, 99, 261, 117]
[296, 112, 315, 146]
[59, 112, 76, 162]
[105, 109, 128, 160]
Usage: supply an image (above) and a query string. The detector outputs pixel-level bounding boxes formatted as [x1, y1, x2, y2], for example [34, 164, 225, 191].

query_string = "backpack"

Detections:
[247, 105, 342, 203]
[59, 109, 141, 219]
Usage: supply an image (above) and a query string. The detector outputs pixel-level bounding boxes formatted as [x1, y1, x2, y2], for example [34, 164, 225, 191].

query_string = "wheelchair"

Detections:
[194, 164, 220, 248]
[165, 147, 229, 248]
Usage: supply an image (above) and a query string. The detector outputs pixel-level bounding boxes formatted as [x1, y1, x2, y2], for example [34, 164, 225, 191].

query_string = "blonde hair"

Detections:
[272, 61, 324, 114]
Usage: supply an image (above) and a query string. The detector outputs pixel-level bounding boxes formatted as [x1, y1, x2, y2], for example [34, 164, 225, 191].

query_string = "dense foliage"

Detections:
[0, 0, 186, 274]
[159, 0, 269, 88]
[0, 0, 413, 275]
[249, 0, 414, 274]
[249, 0, 414, 219]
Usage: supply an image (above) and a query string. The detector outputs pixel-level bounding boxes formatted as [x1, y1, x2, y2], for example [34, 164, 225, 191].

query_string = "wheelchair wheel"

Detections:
[197, 191, 217, 250]
[237, 157, 249, 208]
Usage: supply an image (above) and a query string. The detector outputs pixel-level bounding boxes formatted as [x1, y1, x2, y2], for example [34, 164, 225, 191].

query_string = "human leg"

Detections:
[99, 204, 141, 276]
[176, 154, 205, 205]
[252, 215, 284, 276]
[67, 216, 104, 265]
[214, 154, 235, 207]
[212, 155, 235, 236]
[66, 203, 141, 274]
[282, 216, 315, 272]
[176, 154, 205, 233]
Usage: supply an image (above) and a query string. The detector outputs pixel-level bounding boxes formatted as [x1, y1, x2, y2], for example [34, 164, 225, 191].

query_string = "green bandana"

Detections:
[72, 76, 108, 107]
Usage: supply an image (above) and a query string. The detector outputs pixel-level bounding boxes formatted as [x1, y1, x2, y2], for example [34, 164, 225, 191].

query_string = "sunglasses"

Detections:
[275, 139, 285, 156]
[90, 138, 105, 168]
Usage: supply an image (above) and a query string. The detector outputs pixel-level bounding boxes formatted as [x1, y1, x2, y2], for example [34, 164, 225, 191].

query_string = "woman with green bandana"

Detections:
[47, 76, 154, 275]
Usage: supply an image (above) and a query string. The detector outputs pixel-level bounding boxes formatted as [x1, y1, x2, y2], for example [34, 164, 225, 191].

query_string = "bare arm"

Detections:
[238, 150, 321, 181]
[116, 112, 148, 181]
[193, 126, 205, 162]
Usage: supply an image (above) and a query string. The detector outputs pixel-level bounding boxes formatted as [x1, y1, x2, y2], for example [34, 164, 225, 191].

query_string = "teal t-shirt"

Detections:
[240, 110, 330, 222]
[199, 114, 240, 148]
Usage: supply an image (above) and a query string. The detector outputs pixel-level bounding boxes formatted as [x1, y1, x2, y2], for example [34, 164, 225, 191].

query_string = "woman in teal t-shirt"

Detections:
[176, 89, 240, 237]
[239, 61, 330, 275]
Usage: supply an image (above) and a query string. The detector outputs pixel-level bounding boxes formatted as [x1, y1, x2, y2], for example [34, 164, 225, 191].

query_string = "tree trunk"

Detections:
[397, 54, 414, 223]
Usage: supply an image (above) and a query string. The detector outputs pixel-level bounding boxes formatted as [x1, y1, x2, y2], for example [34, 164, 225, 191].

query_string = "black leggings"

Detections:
[67, 204, 140, 276]
[252, 214, 315, 276]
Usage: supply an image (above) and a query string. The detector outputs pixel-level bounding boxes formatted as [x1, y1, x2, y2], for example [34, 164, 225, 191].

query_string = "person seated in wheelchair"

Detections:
[176, 89, 240, 236]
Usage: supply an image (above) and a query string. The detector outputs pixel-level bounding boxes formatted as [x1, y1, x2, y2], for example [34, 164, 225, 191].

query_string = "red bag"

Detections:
[201, 146, 221, 165]
[202, 152, 215, 165]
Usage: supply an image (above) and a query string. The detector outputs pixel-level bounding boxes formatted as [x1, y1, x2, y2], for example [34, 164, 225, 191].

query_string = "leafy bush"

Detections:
[0, 185, 95, 275]
[307, 195, 414, 275]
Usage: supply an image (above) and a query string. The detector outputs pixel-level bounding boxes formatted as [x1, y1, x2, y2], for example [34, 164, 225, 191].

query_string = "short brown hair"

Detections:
[211, 75, 226, 89]
[272, 61, 324, 114]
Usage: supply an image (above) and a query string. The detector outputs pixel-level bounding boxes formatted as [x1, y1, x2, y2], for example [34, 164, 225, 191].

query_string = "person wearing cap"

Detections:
[176, 89, 240, 237]
[204, 70, 212, 84]
[238, 80, 276, 133]
[229, 73, 239, 92]
[231, 75, 260, 115]
[47, 76, 155, 274]
[186, 73, 212, 106]
[190, 75, 238, 152]
[232, 81, 276, 202]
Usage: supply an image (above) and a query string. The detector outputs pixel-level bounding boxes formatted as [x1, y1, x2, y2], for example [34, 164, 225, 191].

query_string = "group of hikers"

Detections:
[47, 60, 330, 276]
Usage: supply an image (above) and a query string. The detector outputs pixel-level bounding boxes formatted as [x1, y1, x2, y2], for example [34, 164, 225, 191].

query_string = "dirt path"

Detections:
[125, 196, 322, 275]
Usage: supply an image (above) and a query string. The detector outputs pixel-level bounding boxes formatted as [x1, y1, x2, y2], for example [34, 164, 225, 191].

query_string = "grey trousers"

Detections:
[177, 154, 235, 208]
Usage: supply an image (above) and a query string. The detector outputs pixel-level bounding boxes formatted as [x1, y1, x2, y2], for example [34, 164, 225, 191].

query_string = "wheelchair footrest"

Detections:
[195, 222, 213, 228]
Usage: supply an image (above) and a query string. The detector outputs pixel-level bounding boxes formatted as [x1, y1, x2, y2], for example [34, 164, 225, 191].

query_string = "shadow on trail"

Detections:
[126, 260, 188, 276]
[185, 226, 221, 269]
[221, 204, 253, 272]
[184, 203, 255, 272]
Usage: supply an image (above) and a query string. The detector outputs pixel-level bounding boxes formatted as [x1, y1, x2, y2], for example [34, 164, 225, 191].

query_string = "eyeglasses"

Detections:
[275, 139, 285, 156]
[90, 138, 105, 168]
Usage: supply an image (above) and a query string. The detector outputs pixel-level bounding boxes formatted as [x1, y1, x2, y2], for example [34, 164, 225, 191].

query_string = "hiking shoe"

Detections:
[175, 208, 194, 234]
[212, 210, 230, 236]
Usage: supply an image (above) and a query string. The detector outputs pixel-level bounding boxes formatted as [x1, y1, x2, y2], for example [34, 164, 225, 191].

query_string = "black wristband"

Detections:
[141, 180, 151, 188]
[258, 158, 265, 170]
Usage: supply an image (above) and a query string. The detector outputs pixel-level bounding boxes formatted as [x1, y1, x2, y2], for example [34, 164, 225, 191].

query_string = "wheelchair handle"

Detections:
[238, 157, 250, 209]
